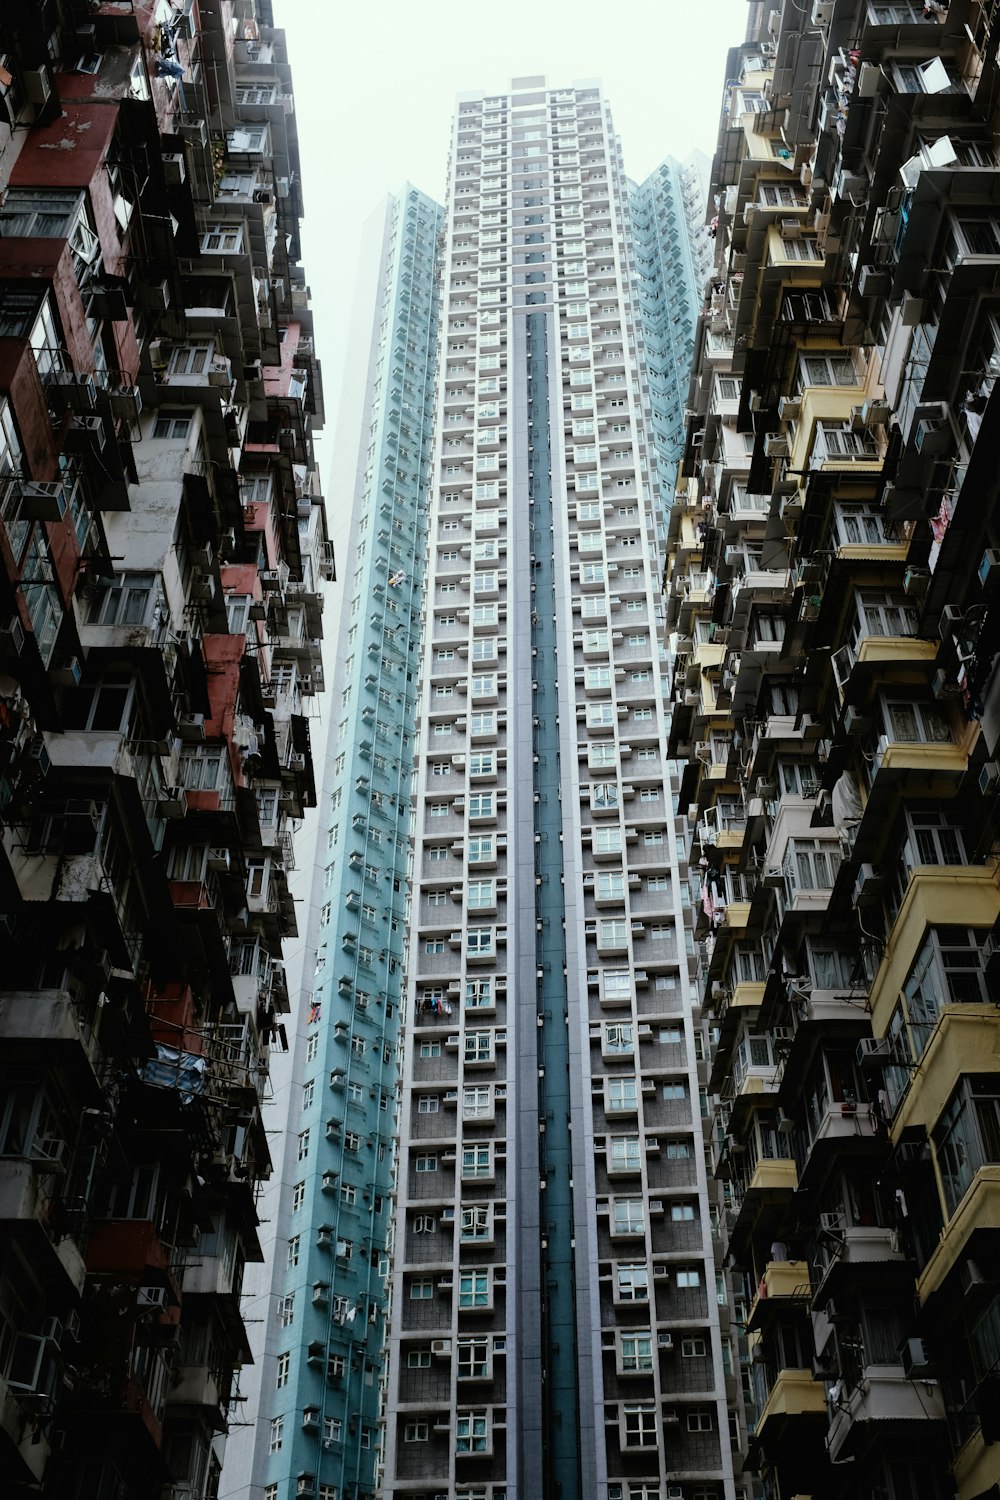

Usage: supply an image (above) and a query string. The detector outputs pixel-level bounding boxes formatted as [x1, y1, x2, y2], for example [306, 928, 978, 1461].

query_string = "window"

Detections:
[463, 1144, 492, 1177]
[466, 977, 493, 1008]
[414, 1153, 438, 1172]
[306, 1033, 319, 1063]
[609, 1136, 641, 1171]
[666, 1141, 690, 1159]
[623, 1403, 657, 1446]
[608, 1078, 638, 1113]
[417, 1095, 440, 1114]
[603, 970, 632, 1000]
[458, 1337, 490, 1379]
[682, 1337, 707, 1357]
[292, 1181, 305, 1212]
[287, 1236, 300, 1268]
[427, 846, 449, 861]
[676, 1268, 702, 1288]
[424, 939, 445, 954]
[463, 1085, 493, 1118]
[408, 1348, 432, 1368]
[269, 1416, 284, 1453]
[602, 1028, 634, 1070]
[409, 1278, 434, 1299]
[672, 1203, 696, 1222]
[152, 410, 194, 440]
[620, 1333, 653, 1372]
[663, 1081, 687, 1100]
[459, 1270, 490, 1308]
[302, 1080, 314, 1111]
[277, 1293, 294, 1327]
[414, 1214, 435, 1234]
[613, 1198, 645, 1235]
[687, 1410, 714, 1431]
[456, 1411, 489, 1454]
[468, 880, 495, 910]
[467, 929, 494, 957]
[420, 1039, 442, 1057]
[461, 1206, 491, 1241]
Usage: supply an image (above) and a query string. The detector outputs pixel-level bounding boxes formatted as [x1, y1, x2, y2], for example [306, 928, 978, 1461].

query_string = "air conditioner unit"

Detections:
[853, 863, 883, 906]
[431, 1339, 452, 1355]
[843, 706, 872, 737]
[776, 1109, 796, 1135]
[979, 548, 1000, 590]
[207, 847, 230, 871]
[439, 1207, 455, 1222]
[657, 1331, 674, 1349]
[178, 712, 206, 741]
[0, 617, 25, 658]
[856, 1036, 891, 1066]
[764, 433, 789, 458]
[812, 0, 834, 22]
[137, 1285, 168, 1309]
[19, 482, 66, 521]
[858, 265, 890, 299]
[289, 752, 306, 771]
[819, 1212, 845, 1232]
[960, 1259, 988, 1296]
[261, 569, 282, 589]
[66, 413, 106, 453]
[296, 1471, 317, 1495]
[778, 396, 801, 420]
[979, 762, 1000, 795]
[903, 566, 929, 597]
[22, 67, 51, 106]
[162, 152, 186, 187]
[861, 398, 890, 427]
[901, 1337, 932, 1377]
[30, 1137, 68, 1172]
[780, 218, 803, 240]
[667, 1489, 684, 1500]
[912, 404, 951, 455]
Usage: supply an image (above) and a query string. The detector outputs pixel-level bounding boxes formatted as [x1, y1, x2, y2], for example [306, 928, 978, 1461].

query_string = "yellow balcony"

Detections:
[756, 1367, 826, 1434]
[893, 1007, 1000, 1142]
[749, 1156, 797, 1194]
[836, 541, 909, 564]
[869, 867, 1000, 1035]
[873, 739, 966, 780]
[747, 1259, 811, 1330]
[732, 980, 766, 1010]
[723, 901, 752, 932]
[955, 1425, 1000, 1500]
[917, 1166, 1000, 1305]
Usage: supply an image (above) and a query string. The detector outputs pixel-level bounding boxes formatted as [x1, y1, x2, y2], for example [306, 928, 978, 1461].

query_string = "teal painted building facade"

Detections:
[251, 184, 442, 1500]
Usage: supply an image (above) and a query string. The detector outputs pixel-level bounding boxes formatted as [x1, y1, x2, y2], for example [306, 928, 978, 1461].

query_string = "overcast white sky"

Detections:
[273, 0, 749, 467]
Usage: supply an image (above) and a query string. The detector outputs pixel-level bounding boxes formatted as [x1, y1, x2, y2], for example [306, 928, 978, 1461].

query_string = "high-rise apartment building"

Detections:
[669, 4, 1000, 1500]
[0, 4, 326, 1498]
[382, 78, 733, 1500]
[234, 183, 443, 1500]
[630, 154, 715, 502]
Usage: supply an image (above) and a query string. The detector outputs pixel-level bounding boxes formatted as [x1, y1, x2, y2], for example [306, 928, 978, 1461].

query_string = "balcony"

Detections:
[832, 634, 937, 701]
[0, 1160, 87, 1295]
[917, 1166, 1000, 1305]
[869, 867, 999, 1035]
[0, 987, 103, 1080]
[746, 1259, 811, 1331]
[750, 1367, 826, 1459]
[827, 1360, 946, 1463]
[812, 1224, 909, 1308]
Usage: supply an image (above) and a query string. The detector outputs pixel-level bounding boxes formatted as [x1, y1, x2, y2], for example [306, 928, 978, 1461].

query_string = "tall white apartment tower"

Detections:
[384, 79, 734, 1500]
